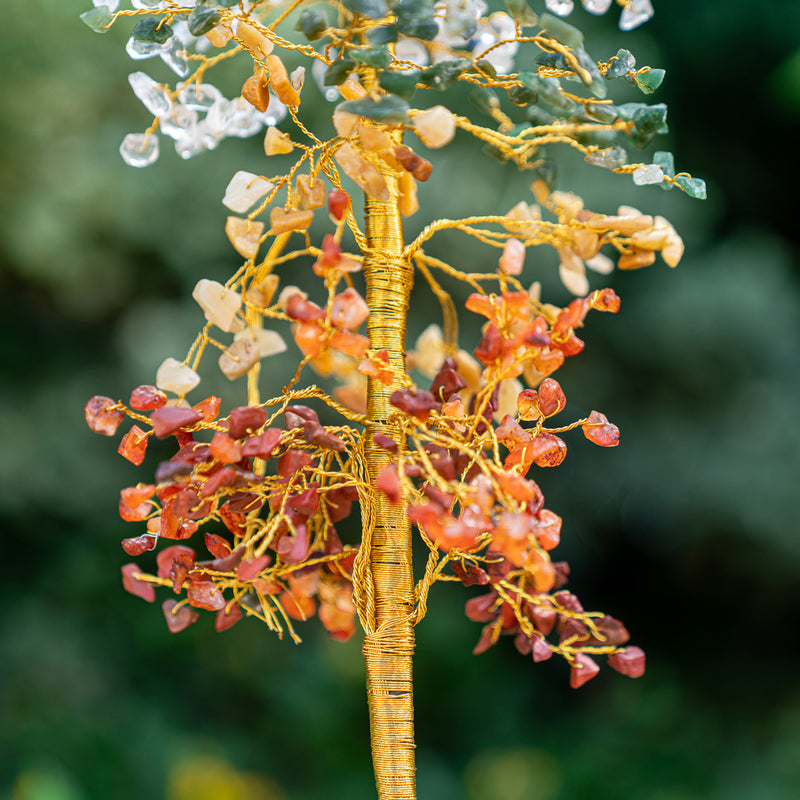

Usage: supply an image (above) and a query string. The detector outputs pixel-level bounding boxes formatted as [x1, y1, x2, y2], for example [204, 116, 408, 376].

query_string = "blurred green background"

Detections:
[2, 1, 799, 798]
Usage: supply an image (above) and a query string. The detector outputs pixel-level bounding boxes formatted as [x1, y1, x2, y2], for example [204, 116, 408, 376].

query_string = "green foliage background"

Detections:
[2, 1, 799, 798]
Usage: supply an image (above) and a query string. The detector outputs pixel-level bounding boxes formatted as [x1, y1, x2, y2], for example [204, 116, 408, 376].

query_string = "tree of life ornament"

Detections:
[82, 1, 705, 797]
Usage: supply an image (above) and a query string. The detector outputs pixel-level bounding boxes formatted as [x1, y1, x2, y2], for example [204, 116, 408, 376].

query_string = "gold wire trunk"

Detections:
[361, 141, 417, 800]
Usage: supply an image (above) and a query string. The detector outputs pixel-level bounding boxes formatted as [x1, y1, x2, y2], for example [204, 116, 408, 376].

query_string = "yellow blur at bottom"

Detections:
[167, 754, 285, 800]
[465, 747, 562, 800]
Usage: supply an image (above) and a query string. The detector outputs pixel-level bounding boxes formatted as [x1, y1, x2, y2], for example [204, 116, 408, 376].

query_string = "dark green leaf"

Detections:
[418, 58, 470, 90]
[132, 18, 173, 45]
[504, 0, 538, 27]
[539, 12, 583, 50]
[342, 0, 389, 19]
[396, 18, 439, 39]
[324, 58, 356, 86]
[474, 59, 498, 79]
[393, 0, 438, 40]
[585, 102, 617, 123]
[509, 84, 538, 106]
[379, 70, 419, 99]
[367, 24, 398, 44]
[337, 94, 410, 123]
[351, 45, 392, 69]
[187, 8, 221, 37]
[575, 49, 606, 99]
[633, 103, 668, 134]
[518, 73, 576, 111]
[535, 52, 567, 69]
[295, 9, 328, 41]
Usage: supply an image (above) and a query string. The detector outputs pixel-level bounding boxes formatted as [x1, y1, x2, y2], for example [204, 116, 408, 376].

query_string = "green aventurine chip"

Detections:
[674, 175, 707, 199]
[379, 71, 419, 99]
[80, 7, 112, 33]
[653, 151, 675, 189]
[342, 0, 389, 18]
[504, 0, 538, 27]
[351, 46, 392, 70]
[337, 94, 410, 124]
[635, 68, 666, 94]
[132, 18, 173, 44]
[324, 59, 356, 86]
[539, 12, 583, 50]
[187, 8, 221, 37]
[295, 9, 328, 41]
[418, 58, 470, 90]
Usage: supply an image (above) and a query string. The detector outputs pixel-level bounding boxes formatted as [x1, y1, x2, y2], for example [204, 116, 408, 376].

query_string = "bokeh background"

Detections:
[2, 1, 800, 798]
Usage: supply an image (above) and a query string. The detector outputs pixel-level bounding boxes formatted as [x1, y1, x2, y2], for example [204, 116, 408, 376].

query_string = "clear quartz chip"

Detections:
[545, 0, 574, 16]
[633, 164, 665, 185]
[394, 37, 430, 69]
[582, 0, 612, 13]
[92, 0, 120, 10]
[171, 19, 198, 47]
[443, 0, 479, 39]
[221, 98, 265, 138]
[174, 131, 208, 160]
[261, 95, 288, 127]
[120, 132, 159, 167]
[128, 72, 172, 117]
[125, 35, 169, 60]
[160, 39, 190, 78]
[619, 0, 654, 30]
[159, 106, 199, 140]
[177, 82, 224, 111]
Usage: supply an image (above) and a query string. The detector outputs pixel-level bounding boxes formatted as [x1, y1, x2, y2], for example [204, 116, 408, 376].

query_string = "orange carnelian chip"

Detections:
[118, 425, 148, 465]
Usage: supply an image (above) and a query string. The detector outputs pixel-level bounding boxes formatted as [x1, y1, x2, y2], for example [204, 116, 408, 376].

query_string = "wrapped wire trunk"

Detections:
[360, 138, 417, 799]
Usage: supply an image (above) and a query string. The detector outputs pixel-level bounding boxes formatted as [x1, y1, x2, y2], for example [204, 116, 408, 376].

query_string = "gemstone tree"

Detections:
[82, 1, 703, 798]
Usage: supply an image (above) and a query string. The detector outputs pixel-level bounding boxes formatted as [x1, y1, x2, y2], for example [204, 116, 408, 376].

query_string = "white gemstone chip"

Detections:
[559, 263, 589, 296]
[128, 72, 173, 117]
[234, 327, 287, 359]
[582, 0, 612, 13]
[633, 164, 665, 185]
[290, 66, 305, 94]
[219, 337, 261, 380]
[222, 171, 274, 214]
[125, 35, 169, 61]
[545, 0, 574, 16]
[585, 253, 615, 275]
[619, 0, 654, 30]
[192, 279, 244, 333]
[156, 357, 200, 395]
[92, 0, 120, 11]
[120, 132, 159, 167]
[412, 106, 457, 149]
[177, 82, 224, 111]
